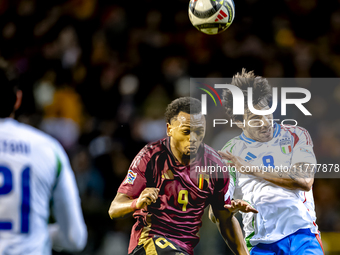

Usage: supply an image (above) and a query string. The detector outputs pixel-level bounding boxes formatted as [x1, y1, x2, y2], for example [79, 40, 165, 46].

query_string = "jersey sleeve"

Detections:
[49, 141, 87, 252]
[220, 138, 242, 200]
[221, 137, 239, 155]
[291, 127, 316, 166]
[210, 158, 233, 210]
[117, 146, 150, 198]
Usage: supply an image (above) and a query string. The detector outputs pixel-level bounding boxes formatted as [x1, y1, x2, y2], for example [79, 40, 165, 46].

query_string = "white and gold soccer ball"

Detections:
[188, 0, 235, 35]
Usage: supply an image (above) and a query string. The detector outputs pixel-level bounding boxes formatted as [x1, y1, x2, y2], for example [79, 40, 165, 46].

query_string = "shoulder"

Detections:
[280, 125, 313, 146]
[202, 144, 230, 181]
[203, 144, 225, 167]
[280, 124, 310, 134]
[221, 136, 242, 152]
[130, 138, 167, 170]
[13, 122, 65, 175]
[16, 122, 59, 145]
[13, 122, 63, 157]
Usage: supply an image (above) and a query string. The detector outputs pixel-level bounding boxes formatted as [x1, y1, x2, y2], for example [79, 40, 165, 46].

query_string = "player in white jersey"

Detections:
[216, 69, 324, 254]
[0, 70, 87, 254]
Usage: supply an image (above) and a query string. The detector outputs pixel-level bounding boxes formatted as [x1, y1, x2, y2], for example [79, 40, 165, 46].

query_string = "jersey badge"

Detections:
[198, 173, 209, 190]
[124, 170, 137, 185]
[280, 137, 292, 154]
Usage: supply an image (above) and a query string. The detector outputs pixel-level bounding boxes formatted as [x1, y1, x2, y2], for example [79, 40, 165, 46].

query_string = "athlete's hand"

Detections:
[136, 188, 160, 209]
[224, 199, 258, 214]
[218, 151, 258, 175]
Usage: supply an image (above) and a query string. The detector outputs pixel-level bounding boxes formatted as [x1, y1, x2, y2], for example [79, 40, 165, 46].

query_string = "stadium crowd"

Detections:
[1, 0, 340, 254]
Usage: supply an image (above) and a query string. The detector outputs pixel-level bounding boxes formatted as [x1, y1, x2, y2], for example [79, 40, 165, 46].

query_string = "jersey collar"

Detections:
[164, 137, 187, 167]
[273, 122, 281, 138]
[239, 132, 256, 144]
[240, 122, 281, 144]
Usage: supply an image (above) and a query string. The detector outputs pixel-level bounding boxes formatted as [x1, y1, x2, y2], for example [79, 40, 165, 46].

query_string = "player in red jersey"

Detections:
[109, 97, 257, 255]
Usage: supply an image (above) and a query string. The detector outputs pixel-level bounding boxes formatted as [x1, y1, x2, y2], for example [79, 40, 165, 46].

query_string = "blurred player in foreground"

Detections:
[0, 70, 87, 254]
[109, 97, 257, 255]
[217, 69, 323, 254]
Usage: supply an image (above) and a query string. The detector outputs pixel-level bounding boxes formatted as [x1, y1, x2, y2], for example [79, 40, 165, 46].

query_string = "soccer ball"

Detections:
[188, 0, 235, 35]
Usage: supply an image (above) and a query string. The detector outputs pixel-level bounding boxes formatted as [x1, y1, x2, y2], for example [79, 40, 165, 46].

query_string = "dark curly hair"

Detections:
[222, 68, 272, 121]
[164, 97, 201, 124]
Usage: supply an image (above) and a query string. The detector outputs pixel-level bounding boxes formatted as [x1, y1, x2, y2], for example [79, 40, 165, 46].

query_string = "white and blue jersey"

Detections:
[0, 118, 87, 254]
[222, 123, 319, 249]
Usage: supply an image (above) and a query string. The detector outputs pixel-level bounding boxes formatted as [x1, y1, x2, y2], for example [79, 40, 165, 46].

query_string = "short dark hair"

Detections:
[164, 97, 201, 124]
[0, 69, 16, 118]
[222, 68, 272, 121]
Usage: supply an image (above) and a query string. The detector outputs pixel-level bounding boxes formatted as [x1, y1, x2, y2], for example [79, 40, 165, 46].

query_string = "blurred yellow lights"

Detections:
[275, 28, 296, 47]
[321, 232, 340, 252]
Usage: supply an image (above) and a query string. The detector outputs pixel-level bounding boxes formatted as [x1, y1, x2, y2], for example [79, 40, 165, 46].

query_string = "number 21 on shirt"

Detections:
[0, 165, 30, 233]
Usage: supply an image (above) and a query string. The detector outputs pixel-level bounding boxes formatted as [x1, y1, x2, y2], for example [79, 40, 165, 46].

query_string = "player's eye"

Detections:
[196, 130, 203, 135]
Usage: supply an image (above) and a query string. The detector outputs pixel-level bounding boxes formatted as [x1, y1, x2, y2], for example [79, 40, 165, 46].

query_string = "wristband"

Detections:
[131, 199, 138, 210]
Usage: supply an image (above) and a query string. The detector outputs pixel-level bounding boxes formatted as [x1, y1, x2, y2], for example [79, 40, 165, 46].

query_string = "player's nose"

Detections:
[189, 133, 198, 142]
[261, 116, 271, 128]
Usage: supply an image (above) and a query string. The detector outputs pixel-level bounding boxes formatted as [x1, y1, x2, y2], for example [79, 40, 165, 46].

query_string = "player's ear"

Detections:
[234, 119, 245, 130]
[166, 123, 172, 136]
[14, 90, 22, 111]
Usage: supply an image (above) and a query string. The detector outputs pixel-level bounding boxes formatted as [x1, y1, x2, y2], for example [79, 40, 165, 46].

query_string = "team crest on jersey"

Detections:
[124, 170, 137, 185]
[198, 173, 209, 190]
[280, 138, 292, 154]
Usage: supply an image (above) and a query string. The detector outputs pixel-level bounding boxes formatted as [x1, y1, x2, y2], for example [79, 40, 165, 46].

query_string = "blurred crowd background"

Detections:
[1, 0, 340, 254]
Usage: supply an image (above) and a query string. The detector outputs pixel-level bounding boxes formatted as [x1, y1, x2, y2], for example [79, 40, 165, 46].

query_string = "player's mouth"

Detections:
[188, 146, 197, 152]
[260, 128, 271, 135]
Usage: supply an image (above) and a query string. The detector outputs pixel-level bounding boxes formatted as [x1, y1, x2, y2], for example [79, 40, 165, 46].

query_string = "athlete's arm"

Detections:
[210, 205, 250, 255]
[259, 162, 314, 191]
[110, 145, 157, 218]
[48, 146, 87, 252]
[108, 188, 159, 219]
[219, 151, 314, 191]
[209, 200, 258, 223]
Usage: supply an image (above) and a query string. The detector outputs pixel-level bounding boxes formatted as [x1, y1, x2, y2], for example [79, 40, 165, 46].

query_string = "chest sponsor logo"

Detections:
[280, 138, 292, 154]
[124, 170, 137, 185]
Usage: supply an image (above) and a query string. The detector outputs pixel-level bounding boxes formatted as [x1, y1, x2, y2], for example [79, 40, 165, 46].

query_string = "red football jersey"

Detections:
[118, 137, 231, 255]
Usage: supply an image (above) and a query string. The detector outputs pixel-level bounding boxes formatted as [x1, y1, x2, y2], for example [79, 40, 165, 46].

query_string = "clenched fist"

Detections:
[136, 187, 160, 209]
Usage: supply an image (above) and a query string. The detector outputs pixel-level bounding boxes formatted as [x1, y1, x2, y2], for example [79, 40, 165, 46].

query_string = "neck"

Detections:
[169, 138, 194, 165]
